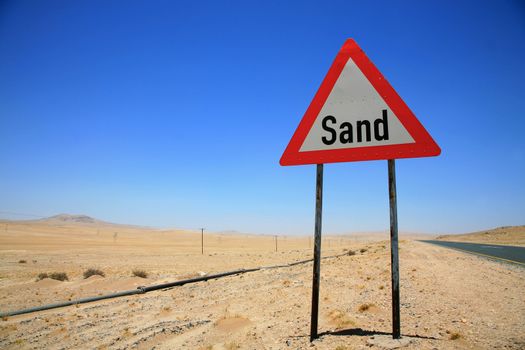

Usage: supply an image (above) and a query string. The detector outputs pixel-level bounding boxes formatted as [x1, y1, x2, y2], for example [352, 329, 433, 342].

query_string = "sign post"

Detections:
[310, 163, 323, 341]
[280, 39, 440, 341]
[388, 159, 401, 338]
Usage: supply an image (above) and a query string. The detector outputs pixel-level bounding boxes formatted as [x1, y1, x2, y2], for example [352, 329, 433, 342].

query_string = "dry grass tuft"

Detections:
[50, 272, 69, 281]
[121, 327, 133, 338]
[225, 342, 240, 350]
[449, 332, 461, 340]
[329, 310, 356, 329]
[358, 303, 374, 312]
[132, 269, 148, 278]
[37, 272, 69, 281]
[83, 268, 105, 279]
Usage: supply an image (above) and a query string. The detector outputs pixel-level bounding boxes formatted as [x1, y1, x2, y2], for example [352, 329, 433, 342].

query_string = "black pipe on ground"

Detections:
[0, 252, 349, 318]
[0, 269, 255, 317]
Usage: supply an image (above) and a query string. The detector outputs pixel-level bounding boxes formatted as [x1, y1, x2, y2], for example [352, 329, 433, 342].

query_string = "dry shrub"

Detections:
[225, 342, 240, 350]
[360, 248, 368, 253]
[122, 327, 132, 338]
[37, 273, 48, 281]
[18, 260, 27, 264]
[37, 272, 68, 281]
[358, 303, 374, 312]
[450, 332, 461, 340]
[83, 268, 105, 279]
[329, 310, 355, 329]
[50, 272, 69, 281]
[132, 269, 148, 278]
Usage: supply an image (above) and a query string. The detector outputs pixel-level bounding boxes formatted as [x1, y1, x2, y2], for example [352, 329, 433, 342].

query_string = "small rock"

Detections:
[367, 335, 412, 349]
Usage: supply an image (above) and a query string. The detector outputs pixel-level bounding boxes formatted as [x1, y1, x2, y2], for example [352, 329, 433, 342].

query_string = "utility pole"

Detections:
[274, 235, 278, 252]
[200, 228, 205, 255]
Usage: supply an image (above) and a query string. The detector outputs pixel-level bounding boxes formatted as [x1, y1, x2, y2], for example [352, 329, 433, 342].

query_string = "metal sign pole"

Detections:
[310, 163, 324, 341]
[388, 159, 401, 339]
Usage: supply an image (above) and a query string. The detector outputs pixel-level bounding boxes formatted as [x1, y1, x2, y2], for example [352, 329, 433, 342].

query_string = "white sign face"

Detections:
[299, 58, 414, 152]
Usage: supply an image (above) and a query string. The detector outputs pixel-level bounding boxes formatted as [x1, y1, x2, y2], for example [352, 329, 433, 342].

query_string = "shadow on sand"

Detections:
[319, 327, 440, 340]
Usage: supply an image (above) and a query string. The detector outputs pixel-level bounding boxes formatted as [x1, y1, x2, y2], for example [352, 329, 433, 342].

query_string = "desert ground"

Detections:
[0, 217, 524, 349]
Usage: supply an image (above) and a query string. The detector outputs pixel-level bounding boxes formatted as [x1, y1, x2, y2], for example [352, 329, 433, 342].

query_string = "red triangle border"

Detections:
[280, 39, 441, 166]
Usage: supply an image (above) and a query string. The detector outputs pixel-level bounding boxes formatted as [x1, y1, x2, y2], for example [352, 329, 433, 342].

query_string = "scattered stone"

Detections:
[366, 335, 412, 349]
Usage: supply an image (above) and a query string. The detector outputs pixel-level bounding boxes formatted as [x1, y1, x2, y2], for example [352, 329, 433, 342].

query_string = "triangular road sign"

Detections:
[280, 39, 440, 166]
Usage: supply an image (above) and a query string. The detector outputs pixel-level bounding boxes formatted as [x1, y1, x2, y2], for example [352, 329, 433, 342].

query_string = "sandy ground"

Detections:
[0, 221, 524, 349]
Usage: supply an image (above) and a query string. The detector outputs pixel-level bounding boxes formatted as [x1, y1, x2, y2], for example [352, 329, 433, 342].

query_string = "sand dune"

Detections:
[437, 225, 525, 246]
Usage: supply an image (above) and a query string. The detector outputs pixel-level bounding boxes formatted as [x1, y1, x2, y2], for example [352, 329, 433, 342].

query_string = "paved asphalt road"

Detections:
[420, 240, 525, 265]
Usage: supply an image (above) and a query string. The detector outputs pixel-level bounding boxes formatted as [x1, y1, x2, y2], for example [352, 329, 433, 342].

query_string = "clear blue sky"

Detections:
[1, 1, 524, 235]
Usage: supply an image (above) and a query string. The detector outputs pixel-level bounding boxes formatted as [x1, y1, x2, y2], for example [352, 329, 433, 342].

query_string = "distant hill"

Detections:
[1, 213, 147, 229]
[437, 225, 525, 246]
[43, 214, 104, 225]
